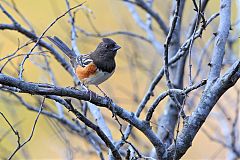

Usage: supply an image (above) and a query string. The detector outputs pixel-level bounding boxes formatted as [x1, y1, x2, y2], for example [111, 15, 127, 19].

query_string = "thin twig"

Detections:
[136, 12, 219, 118]
[188, 0, 202, 86]
[18, 2, 85, 79]
[8, 97, 45, 159]
[163, 0, 185, 118]
[1, 0, 35, 33]
[0, 39, 34, 62]
[65, 0, 81, 56]
[173, 96, 187, 160]
[114, 115, 142, 159]
[0, 51, 49, 73]
[0, 112, 21, 147]
[145, 79, 206, 121]
[77, 27, 151, 43]
[123, 0, 169, 35]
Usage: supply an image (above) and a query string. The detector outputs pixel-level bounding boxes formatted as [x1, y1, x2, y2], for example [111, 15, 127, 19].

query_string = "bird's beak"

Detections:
[113, 44, 121, 51]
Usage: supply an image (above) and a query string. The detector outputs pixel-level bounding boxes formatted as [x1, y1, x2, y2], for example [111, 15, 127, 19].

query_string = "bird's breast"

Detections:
[75, 62, 114, 85]
[75, 63, 97, 80]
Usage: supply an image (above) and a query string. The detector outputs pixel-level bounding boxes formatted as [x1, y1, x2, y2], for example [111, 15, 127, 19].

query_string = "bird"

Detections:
[47, 36, 121, 96]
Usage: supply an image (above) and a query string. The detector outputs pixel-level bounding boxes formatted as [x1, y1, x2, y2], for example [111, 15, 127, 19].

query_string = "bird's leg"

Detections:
[67, 80, 82, 89]
[80, 82, 88, 91]
[95, 85, 113, 104]
[95, 85, 115, 117]
[95, 85, 108, 97]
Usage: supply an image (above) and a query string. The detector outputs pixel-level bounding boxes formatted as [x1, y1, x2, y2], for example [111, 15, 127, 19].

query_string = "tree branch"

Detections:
[167, 59, 240, 159]
[0, 73, 166, 158]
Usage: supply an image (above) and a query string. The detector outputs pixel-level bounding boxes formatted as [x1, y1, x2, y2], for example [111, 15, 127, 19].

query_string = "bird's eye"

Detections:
[105, 44, 115, 49]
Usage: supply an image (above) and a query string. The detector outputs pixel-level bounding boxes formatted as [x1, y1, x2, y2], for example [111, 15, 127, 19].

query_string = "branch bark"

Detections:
[0, 73, 166, 159]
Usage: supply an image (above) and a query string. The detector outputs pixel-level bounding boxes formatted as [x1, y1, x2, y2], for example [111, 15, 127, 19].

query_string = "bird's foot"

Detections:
[80, 83, 88, 91]
[67, 86, 77, 90]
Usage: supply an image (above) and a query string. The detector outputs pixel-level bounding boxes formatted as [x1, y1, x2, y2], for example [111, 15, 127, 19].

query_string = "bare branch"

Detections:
[0, 73, 166, 158]
[206, 0, 231, 88]
[77, 27, 151, 43]
[0, 23, 79, 83]
[65, 0, 81, 56]
[8, 97, 45, 159]
[124, 0, 169, 35]
[167, 59, 239, 159]
[145, 79, 207, 122]
[18, 2, 85, 79]
[136, 12, 220, 118]
[0, 112, 21, 147]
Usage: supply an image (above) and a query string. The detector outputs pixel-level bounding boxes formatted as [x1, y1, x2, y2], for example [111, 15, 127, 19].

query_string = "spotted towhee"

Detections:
[47, 36, 121, 89]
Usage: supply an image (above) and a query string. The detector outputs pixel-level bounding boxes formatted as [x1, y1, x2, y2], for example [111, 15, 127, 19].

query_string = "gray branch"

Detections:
[0, 73, 166, 159]
[167, 59, 239, 159]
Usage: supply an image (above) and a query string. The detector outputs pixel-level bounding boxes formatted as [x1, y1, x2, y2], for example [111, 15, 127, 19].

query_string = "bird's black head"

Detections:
[93, 38, 121, 59]
[90, 38, 121, 72]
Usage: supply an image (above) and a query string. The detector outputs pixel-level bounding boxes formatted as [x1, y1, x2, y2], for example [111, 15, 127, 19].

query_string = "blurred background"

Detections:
[0, 0, 239, 159]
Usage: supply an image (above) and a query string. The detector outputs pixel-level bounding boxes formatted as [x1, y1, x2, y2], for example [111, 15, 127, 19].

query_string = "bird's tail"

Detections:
[47, 36, 77, 59]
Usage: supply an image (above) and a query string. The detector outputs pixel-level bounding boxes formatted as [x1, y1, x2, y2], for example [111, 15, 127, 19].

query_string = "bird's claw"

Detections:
[105, 96, 113, 105]
[67, 86, 77, 90]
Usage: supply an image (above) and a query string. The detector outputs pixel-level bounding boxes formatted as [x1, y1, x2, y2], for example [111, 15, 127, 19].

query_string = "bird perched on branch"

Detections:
[47, 36, 121, 95]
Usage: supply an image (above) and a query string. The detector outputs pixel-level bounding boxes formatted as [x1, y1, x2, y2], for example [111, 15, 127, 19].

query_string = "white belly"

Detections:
[84, 70, 114, 85]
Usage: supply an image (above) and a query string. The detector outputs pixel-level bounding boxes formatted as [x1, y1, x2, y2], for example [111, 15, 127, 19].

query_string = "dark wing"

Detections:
[47, 36, 77, 59]
[75, 54, 93, 68]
